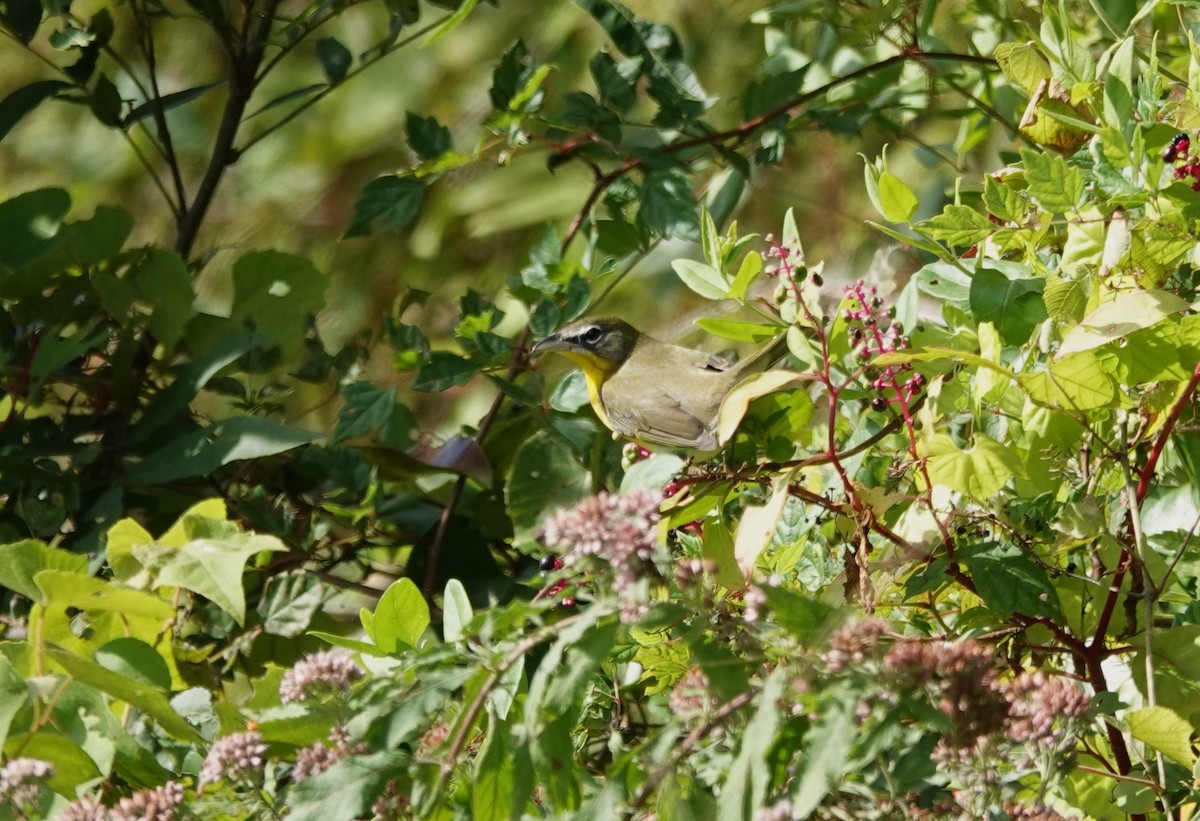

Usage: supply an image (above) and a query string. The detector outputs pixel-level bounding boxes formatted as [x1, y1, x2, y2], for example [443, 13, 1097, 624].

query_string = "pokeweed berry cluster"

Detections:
[1163, 131, 1200, 191]
[762, 233, 824, 292]
[843, 280, 923, 411]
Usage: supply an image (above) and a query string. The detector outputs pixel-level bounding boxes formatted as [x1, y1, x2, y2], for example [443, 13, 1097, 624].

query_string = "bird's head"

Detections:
[531, 317, 640, 383]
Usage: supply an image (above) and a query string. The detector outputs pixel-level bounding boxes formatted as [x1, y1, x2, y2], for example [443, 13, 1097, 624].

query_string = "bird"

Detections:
[531, 316, 789, 453]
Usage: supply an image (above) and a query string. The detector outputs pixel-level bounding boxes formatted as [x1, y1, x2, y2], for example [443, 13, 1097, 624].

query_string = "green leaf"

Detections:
[35, 570, 174, 619]
[982, 175, 1026, 224]
[876, 171, 919, 222]
[670, 259, 727, 299]
[718, 668, 785, 818]
[334, 381, 399, 443]
[373, 578, 431, 652]
[315, 37, 351, 83]
[259, 573, 329, 637]
[128, 332, 262, 445]
[694, 318, 777, 344]
[620, 453, 685, 493]
[1020, 351, 1117, 410]
[473, 713, 534, 821]
[726, 251, 762, 301]
[505, 430, 592, 542]
[124, 417, 317, 485]
[926, 432, 1021, 502]
[124, 82, 222, 126]
[791, 685, 856, 816]
[1020, 148, 1084, 214]
[0, 654, 29, 745]
[921, 204, 994, 248]
[405, 111, 452, 160]
[961, 545, 1061, 619]
[0, 80, 69, 143]
[968, 266, 1047, 345]
[1042, 274, 1091, 324]
[701, 520, 745, 591]
[153, 532, 287, 625]
[1057, 289, 1189, 357]
[442, 578, 473, 642]
[230, 249, 327, 358]
[286, 751, 408, 821]
[0, 540, 87, 602]
[4, 731, 102, 796]
[639, 168, 699, 240]
[345, 175, 425, 238]
[94, 247, 193, 349]
[0, 0, 42, 42]
[0, 187, 70, 271]
[993, 41, 1050, 94]
[1127, 706, 1196, 768]
[413, 350, 479, 391]
[95, 637, 171, 690]
[44, 646, 202, 742]
[717, 371, 812, 447]
[589, 50, 639, 112]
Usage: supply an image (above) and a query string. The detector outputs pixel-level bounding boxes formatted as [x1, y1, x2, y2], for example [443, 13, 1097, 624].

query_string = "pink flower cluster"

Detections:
[843, 279, 922, 409]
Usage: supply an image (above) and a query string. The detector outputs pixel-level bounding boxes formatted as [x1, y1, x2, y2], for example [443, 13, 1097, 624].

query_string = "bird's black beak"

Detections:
[531, 333, 567, 355]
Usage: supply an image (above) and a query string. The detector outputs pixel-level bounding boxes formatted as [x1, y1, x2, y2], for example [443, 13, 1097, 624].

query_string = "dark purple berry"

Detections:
[1164, 133, 1190, 163]
[870, 396, 888, 412]
[540, 555, 560, 572]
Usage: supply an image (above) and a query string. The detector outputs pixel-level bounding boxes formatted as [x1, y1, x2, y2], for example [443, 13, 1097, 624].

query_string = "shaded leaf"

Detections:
[0, 80, 69, 143]
[345, 175, 425, 238]
[315, 37, 351, 83]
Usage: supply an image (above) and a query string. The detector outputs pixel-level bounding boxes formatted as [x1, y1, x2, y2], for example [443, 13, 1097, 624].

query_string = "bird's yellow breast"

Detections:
[556, 349, 621, 431]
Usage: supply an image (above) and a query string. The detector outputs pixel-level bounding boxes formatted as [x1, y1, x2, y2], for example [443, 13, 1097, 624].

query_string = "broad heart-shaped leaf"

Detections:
[44, 647, 202, 742]
[1019, 350, 1118, 410]
[0, 539, 87, 602]
[505, 430, 592, 543]
[371, 577, 430, 653]
[230, 249, 326, 357]
[153, 533, 287, 625]
[968, 265, 1047, 345]
[286, 751, 408, 821]
[0, 187, 70, 273]
[1056, 289, 1190, 357]
[1020, 147, 1085, 214]
[1127, 706, 1196, 768]
[123, 416, 317, 485]
[333, 381, 398, 443]
[925, 432, 1022, 502]
[35, 570, 174, 620]
[960, 544, 1061, 619]
[344, 174, 425, 238]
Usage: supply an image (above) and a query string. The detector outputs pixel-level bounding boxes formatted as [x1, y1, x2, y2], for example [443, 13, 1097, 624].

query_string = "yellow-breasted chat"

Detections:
[531, 316, 791, 454]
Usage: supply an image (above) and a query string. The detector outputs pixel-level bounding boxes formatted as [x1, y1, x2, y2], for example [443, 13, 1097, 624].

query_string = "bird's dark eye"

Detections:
[581, 326, 604, 345]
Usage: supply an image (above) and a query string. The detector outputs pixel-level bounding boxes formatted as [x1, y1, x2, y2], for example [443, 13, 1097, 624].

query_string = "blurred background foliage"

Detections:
[1, 0, 1028, 420]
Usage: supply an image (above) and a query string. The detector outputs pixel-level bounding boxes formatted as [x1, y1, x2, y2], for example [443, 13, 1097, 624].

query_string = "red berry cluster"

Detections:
[843, 280, 923, 411]
[537, 555, 575, 606]
[1164, 132, 1200, 191]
